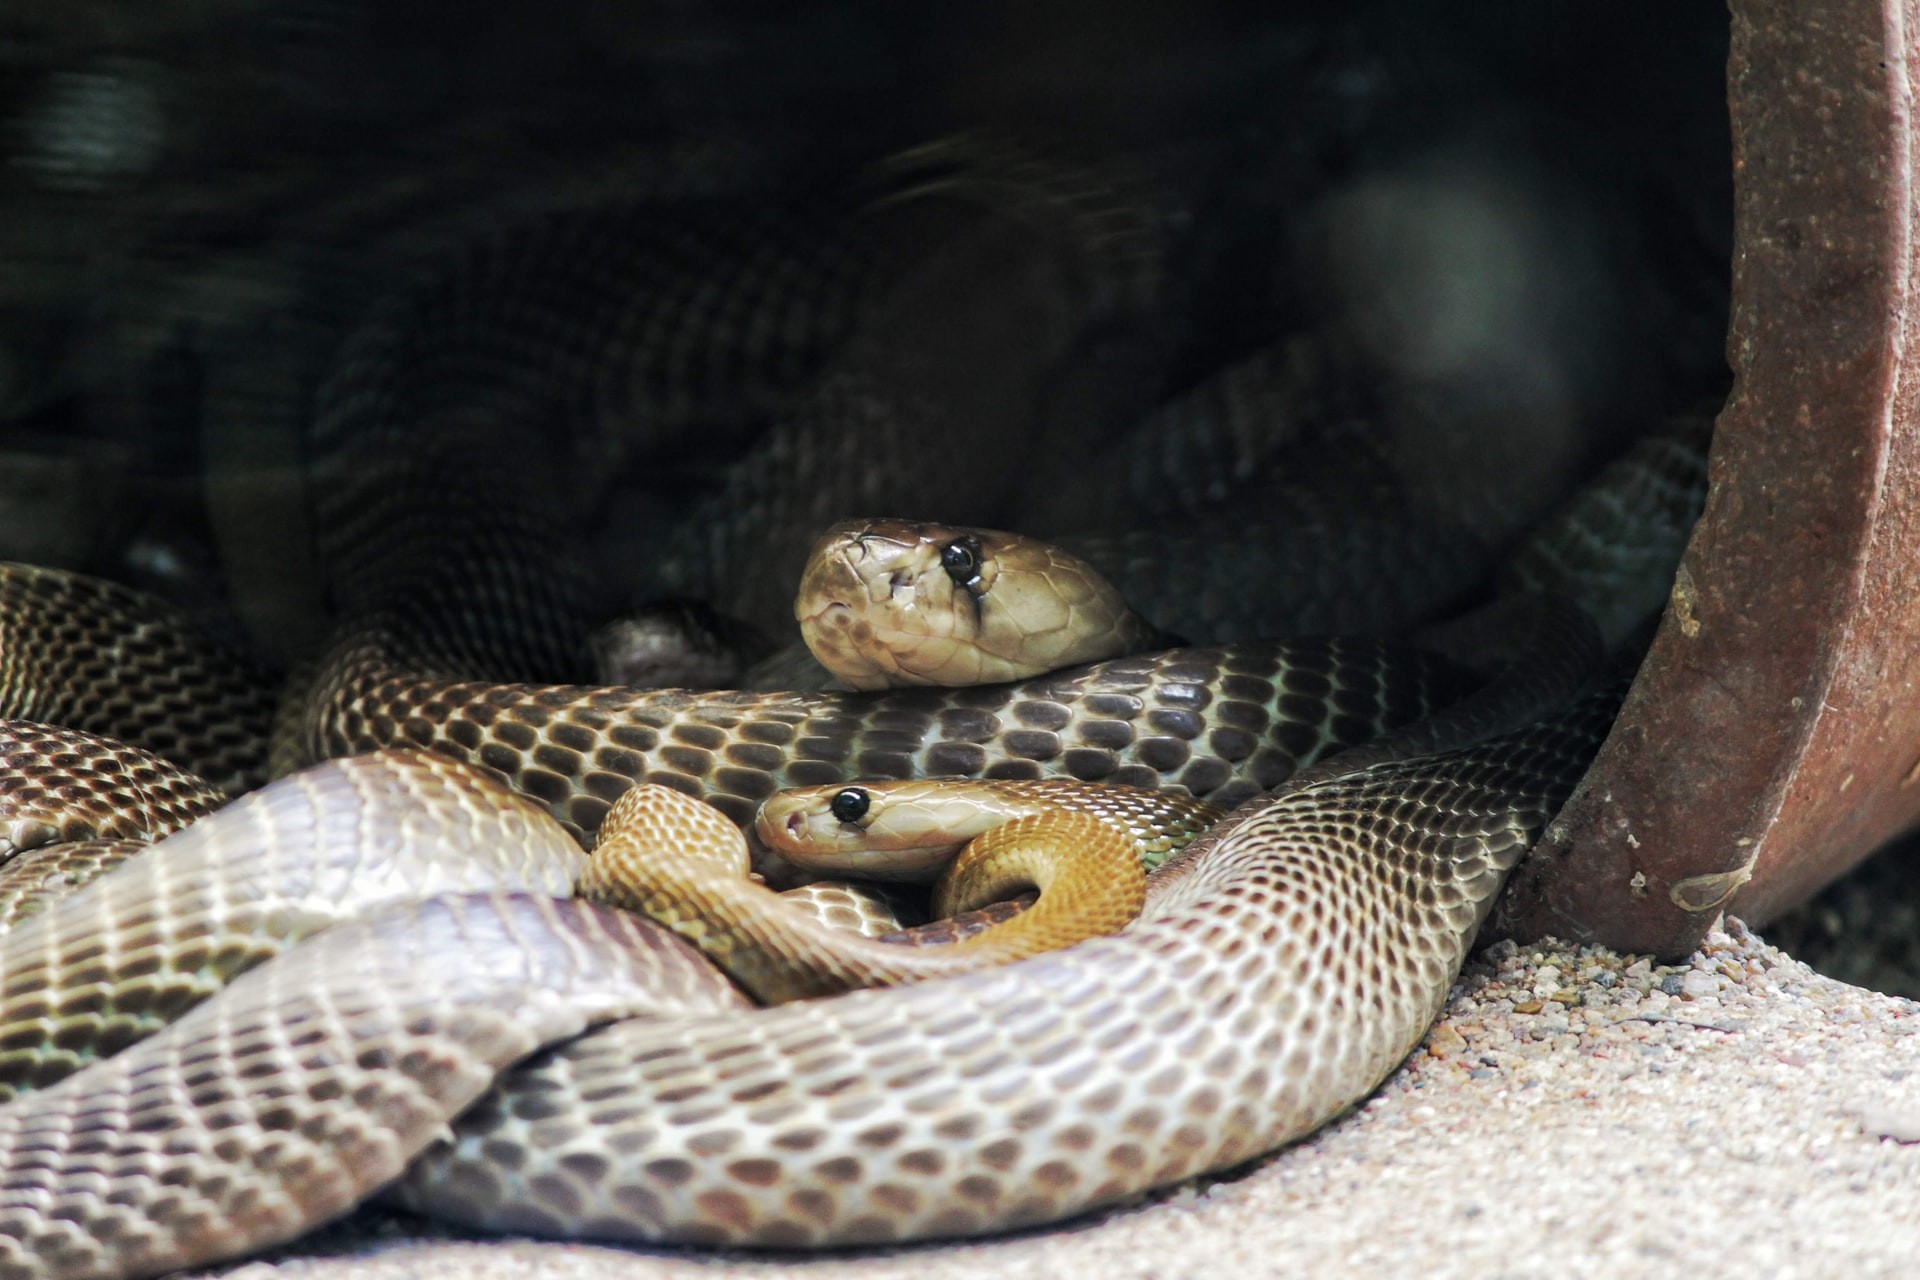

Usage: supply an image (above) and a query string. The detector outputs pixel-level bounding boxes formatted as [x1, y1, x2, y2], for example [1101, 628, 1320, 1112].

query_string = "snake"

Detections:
[792, 519, 1166, 688]
[757, 776, 1223, 880]
[0, 141, 1715, 1280]
[582, 780, 1151, 1005]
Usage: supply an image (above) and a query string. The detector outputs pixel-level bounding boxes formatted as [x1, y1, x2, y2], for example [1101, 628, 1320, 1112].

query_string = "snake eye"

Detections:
[940, 537, 983, 589]
[829, 787, 871, 825]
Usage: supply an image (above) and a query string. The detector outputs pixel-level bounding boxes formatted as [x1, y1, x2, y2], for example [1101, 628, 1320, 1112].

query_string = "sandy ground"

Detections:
[195, 915, 1920, 1280]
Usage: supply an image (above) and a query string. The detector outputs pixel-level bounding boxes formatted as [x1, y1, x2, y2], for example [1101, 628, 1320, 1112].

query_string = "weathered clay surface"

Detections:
[1496, 0, 1920, 956]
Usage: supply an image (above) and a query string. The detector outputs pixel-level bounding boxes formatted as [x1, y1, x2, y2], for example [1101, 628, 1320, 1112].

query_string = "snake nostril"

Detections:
[786, 812, 804, 841]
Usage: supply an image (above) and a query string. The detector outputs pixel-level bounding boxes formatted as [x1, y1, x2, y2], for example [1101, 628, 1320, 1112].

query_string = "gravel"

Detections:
[194, 912, 1920, 1280]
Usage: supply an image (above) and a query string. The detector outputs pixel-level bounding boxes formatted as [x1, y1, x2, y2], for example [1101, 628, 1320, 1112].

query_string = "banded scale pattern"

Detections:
[393, 683, 1624, 1247]
[309, 638, 1476, 840]
[0, 752, 584, 1104]
[0, 565, 276, 793]
[0, 892, 745, 1280]
[0, 722, 226, 860]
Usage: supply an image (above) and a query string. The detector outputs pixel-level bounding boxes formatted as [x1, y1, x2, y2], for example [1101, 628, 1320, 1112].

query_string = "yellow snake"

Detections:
[756, 776, 1222, 879]
[584, 782, 1147, 1004]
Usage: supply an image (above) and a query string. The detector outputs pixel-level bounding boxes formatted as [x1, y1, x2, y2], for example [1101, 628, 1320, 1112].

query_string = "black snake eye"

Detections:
[940, 537, 982, 588]
[829, 787, 871, 825]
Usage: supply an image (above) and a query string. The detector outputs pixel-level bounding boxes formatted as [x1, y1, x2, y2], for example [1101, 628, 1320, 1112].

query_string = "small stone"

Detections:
[1680, 970, 1720, 999]
[1512, 999, 1545, 1014]
[1426, 1024, 1467, 1056]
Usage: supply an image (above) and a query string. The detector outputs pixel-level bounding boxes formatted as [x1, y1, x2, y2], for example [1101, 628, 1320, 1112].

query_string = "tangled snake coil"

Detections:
[0, 149, 1713, 1280]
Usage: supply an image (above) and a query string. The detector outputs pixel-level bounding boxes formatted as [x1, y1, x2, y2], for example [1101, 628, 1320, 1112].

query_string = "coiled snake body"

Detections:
[0, 151, 1711, 1280]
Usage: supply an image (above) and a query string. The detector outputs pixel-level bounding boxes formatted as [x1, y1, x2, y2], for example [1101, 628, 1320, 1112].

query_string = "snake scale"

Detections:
[0, 137, 1713, 1280]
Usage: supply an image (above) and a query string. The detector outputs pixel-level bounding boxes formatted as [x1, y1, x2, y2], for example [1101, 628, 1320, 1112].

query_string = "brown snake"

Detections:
[0, 152, 1713, 1279]
[0, 526, 1667, 1279]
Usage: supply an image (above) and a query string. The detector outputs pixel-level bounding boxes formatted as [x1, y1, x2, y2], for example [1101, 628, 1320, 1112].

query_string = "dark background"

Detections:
[0, 1, 1733, 633]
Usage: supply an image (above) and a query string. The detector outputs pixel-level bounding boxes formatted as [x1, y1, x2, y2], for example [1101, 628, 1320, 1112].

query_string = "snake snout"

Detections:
[785, 811, 806, 842]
